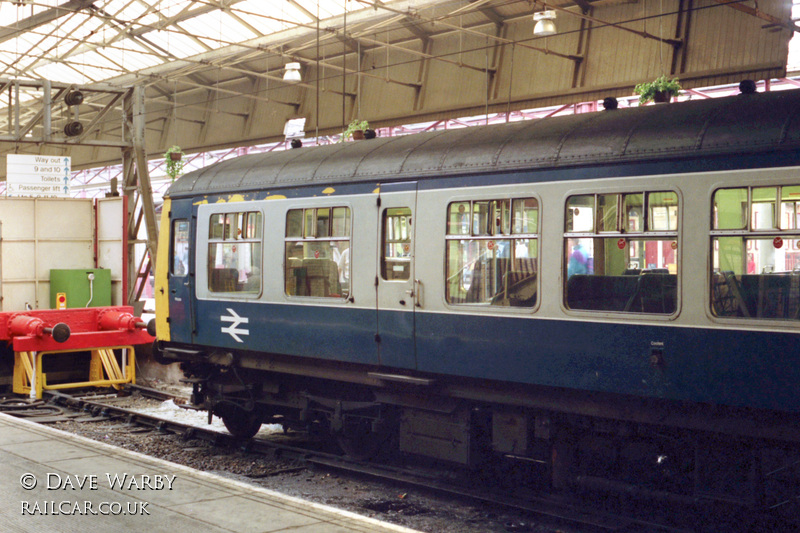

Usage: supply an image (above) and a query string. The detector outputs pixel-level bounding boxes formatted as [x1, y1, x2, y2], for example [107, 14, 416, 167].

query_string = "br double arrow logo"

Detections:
[220, 308, 249, 343]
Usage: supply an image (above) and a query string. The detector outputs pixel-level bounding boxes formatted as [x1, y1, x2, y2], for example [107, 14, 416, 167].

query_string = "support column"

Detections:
[123, 85, 158, 305]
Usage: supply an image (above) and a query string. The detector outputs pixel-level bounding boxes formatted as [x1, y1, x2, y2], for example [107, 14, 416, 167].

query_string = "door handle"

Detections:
[414, 279, 423, 308]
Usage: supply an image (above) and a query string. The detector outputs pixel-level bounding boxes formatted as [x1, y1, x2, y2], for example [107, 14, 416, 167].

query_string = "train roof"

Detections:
[168, 88, 800, 199]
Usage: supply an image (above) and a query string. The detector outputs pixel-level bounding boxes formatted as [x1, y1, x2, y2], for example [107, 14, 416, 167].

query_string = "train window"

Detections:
[448, 203, 471, 235]
[780, 186, 800, 230]
[209, 214, 224, 239]
[445, 198, 539, 307]
[285, 207, 350, 298]
[171, 219, 189, 276]
[513, 198, 538, 234]
[207, 211, 262, 294]
[286, 209, 303, 237]
[623, 193, 644, 233]
[711, 186, 800, 320]
[648, 192, 679, 231]
[566, 195, 594, 232]
[332, 207, 350, 237]
[381, 208, 412, 281]
[751, 187, 777, 230]
[713, 188, 748, 230]
[597, 194, 618, 233]
[564, 192, 678, 314]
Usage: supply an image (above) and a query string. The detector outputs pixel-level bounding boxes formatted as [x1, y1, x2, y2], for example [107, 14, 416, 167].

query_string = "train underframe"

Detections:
[155, 341, 800, 511]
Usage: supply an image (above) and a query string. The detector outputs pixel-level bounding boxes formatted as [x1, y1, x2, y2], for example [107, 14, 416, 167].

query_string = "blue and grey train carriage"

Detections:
[154, 85, 800, 505]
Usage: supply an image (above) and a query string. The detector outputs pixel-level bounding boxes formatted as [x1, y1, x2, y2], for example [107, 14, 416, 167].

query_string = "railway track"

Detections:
[0, 387, 776, 533]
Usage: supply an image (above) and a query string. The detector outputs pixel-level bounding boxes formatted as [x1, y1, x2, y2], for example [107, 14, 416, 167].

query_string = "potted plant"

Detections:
[343, 119, 369, 141]
[634, 76, 682, 105]
[164, 145, 185, 181]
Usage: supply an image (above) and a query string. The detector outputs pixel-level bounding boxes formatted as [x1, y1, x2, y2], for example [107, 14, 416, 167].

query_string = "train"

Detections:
[153, 83, 800, 507]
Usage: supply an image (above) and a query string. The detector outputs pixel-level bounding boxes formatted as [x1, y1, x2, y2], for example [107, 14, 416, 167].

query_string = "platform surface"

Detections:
[0, 412, 420, 533]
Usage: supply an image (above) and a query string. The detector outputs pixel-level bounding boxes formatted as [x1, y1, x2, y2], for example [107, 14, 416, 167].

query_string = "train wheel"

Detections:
[221, 409, 263, 439]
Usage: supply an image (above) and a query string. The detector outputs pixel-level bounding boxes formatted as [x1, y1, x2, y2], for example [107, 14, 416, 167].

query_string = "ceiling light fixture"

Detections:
[283, 62, 302, 82]
[533, 10, 557, 37]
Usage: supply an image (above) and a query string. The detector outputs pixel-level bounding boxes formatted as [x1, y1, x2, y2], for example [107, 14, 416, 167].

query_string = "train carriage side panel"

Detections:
[188, 190, 382, 366]
[409, 167, 800, 414]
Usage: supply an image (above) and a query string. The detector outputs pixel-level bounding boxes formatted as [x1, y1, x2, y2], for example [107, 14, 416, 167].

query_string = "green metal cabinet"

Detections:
[49, 269, 111, 309]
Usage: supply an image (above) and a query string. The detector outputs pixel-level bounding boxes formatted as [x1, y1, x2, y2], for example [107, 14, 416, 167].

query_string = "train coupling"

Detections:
[179, 377, 208, 407]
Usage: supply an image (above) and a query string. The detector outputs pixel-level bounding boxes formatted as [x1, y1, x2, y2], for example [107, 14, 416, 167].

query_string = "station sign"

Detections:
[6, 154, 71, 197]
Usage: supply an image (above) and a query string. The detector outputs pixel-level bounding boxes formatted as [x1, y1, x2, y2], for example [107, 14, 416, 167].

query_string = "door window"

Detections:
[171, 219, 189, 276]
[381, 207, 412, 281]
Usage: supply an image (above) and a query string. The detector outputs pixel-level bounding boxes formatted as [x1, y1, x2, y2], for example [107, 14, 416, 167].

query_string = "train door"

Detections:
[167, 200, 195, 343]
[376, 182, 418, 369]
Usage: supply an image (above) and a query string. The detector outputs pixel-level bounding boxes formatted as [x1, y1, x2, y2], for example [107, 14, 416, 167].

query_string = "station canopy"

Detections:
[0, 0, 796, 174]
[0, 0, 354, 90]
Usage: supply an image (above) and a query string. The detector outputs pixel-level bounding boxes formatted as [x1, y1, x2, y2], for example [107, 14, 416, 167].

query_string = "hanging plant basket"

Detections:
[343, 119, 369, 141]
[634, 76, 682, 105]
[164, 145, 186, 181]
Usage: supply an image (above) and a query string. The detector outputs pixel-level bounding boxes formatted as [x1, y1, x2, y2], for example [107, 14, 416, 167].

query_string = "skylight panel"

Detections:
[14, 31, 47, 53]
[29, 28, 80, 59]
[190, 10, 258, 47]
[57, 10, 94, 35]
[234, 1, 314, 33]
[0, 52, 30, 78]
[34, 62, 88, 85]
[156, 0, 195, 20]
[291, 0, 347, 20]
[0, 0, 368, 85]
[58, 51, 113, 82]
[109, 38, 164, 71]
[144, 30, 208, 59]
[0, 2, 50, 25]
[106, 0, 151, 25]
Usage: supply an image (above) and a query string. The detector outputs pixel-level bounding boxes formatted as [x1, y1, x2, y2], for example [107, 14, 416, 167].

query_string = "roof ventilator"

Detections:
[739, 79, 757, 94]
[603, 97, 619, 110]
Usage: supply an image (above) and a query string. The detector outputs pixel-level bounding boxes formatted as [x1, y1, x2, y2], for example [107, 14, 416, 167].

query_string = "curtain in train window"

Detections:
[564, 191, 679, 314]
[711, 186, 800, 320]
[445, 198, 539, 307]
[207, 211, 262, 294]
[284, 207, 351, 298]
